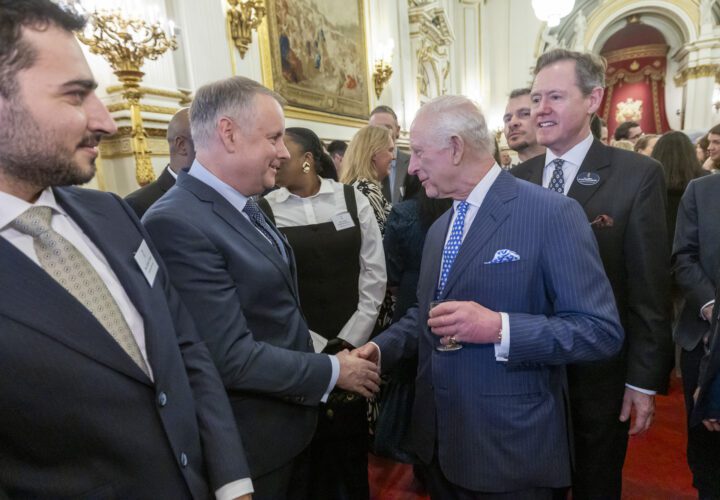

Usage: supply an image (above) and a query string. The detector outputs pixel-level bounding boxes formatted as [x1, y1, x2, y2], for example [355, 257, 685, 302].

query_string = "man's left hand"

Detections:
[427, 301, 502, 345]
[619, 387, 655, 435]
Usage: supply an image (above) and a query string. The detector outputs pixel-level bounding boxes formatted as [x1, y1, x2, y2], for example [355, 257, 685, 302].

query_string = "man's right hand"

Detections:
[335, 349, 380, 398]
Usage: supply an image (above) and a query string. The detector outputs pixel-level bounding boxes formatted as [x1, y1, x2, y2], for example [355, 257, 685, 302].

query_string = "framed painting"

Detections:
[259, 0, 370, 125]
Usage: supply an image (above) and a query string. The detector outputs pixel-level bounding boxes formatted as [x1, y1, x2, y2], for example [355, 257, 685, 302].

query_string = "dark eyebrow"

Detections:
[60, 79, 98, 91]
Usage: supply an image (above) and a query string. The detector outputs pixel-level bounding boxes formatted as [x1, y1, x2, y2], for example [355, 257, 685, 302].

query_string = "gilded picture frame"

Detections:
[259, 0, 370, 126]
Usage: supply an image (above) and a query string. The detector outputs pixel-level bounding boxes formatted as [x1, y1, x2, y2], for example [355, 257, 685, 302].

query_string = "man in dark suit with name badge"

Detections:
[512, 48, 673, 499]
[0, 2, 251, 498]
[355, 94, 623, 499]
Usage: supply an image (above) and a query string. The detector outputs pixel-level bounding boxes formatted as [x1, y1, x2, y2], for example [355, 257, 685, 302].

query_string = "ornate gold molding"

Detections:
[602, 44, 668, 65]
[106, 85, 192, 104]
[606, 64, 665, 86]
[107, 102, 181, 115]
[100, 127, 170, 159]
[585, 0, 698, 52]
[674, 64, 720, 86]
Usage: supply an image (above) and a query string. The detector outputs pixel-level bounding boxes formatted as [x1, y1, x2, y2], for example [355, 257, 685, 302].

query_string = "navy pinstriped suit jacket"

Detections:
[374, 170, 623, 492]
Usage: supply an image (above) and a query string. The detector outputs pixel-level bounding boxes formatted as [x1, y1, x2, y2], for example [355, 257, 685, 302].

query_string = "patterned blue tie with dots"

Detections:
[10, 206, 149, 376]
[548, 158, 565, 194]
[436, 200, 470, 300]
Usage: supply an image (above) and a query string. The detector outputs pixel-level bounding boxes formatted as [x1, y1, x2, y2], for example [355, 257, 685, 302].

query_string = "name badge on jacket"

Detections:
[134, 240, 158, 287]
[332, 212, 355, 231]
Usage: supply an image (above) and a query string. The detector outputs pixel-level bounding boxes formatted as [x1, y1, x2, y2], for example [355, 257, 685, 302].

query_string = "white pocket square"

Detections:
[485, 249, 520, 264]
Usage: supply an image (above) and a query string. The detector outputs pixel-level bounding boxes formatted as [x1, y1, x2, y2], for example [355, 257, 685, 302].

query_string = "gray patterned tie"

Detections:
[548, 158, 565, 194]
[11, 206, 149, 376]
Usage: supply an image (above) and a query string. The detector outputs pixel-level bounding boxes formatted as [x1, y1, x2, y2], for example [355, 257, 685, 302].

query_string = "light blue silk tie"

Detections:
[436, 201, 470, 299]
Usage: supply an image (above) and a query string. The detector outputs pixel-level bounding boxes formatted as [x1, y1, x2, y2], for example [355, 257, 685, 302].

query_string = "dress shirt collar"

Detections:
[166, 165, 178, 180]
[544, 133, 594, 169]
[188, 159, 249, 214]
[268, 176, 331, 203]
[456, 163, 502, 210]
[0, 187, 66, 231]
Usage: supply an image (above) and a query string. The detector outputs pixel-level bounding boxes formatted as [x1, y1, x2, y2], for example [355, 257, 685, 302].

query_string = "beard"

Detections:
[0, 97, 98, 188]
[509, 139, 530, 153]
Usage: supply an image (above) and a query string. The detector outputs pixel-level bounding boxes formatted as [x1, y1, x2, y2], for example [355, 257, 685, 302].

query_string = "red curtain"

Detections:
[600, 44, 672, 137]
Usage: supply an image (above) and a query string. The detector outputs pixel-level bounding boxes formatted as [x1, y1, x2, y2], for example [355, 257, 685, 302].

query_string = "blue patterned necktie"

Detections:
[436, 201, 470, 299]
[243, 199, 286, 260]
[548, 158, 565, 194]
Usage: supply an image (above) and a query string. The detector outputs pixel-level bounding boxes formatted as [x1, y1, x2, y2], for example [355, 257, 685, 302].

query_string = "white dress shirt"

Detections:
[542, 135, 655, 396]
[542, 133, 594, 194]
[265, 178, 387, 349]
[0, 187, 252, 499]
[188, 160, 340, 400]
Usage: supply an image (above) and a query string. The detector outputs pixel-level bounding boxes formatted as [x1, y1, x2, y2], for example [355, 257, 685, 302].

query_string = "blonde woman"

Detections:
[340, 125, 395, 235]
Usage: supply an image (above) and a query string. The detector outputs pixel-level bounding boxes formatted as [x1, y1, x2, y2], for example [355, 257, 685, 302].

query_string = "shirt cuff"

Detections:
[700, 300, 716, 321]
[309, 330, 328, 353]
[625, 383, 656, 396]
[494, 312, 510, 362]
[321, 355, 340, 403]
[369, 341, 382, 371]
[216, 478, 254, 500]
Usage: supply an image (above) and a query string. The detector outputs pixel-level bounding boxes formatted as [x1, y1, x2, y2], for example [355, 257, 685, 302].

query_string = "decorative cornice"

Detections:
[106, 85, 192, 105]
[106, 102, 180, 115]
[602, 44, 668, 65]
[674, 64, 720, 86]
[99, 127, 169, 159]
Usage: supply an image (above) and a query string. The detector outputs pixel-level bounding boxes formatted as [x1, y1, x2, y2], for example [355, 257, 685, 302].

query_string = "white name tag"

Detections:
[332, 212, 355, 231]
[134, 240, 158, 287]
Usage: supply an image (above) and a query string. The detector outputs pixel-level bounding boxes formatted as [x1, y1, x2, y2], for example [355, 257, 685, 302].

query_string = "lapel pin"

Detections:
[576, 172, 600, 186]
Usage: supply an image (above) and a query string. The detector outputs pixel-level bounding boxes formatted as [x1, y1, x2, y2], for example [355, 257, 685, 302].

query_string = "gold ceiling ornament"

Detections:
[76, 6, 177, 186]
[226, 0, 266, 59]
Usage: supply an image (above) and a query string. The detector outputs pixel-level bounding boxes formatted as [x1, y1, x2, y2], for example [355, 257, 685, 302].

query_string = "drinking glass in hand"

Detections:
[430, 300, 463, 352]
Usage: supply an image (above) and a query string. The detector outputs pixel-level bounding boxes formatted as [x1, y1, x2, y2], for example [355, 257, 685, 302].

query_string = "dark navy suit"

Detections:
[373, 171, 623, 493]
[0, 187, 248, 498]
[143, 171, 333, 484]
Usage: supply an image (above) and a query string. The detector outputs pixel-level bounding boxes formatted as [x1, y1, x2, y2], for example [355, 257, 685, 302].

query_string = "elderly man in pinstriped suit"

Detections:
[354, 95, 623, 499]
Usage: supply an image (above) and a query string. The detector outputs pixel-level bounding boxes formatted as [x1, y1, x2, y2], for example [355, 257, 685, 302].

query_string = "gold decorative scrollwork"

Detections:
[674, 64, 720, 86]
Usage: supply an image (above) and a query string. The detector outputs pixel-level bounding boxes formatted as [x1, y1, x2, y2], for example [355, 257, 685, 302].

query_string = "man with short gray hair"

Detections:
[143, 75, 381, 499]
[369, 105, 410, 203]
[354, 94, 623, 498]
[513, 48, 673, 499]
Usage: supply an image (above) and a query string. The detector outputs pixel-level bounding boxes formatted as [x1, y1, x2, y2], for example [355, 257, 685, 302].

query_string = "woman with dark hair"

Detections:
[651, 131, 706, 246]
[262, 127, 385, 500]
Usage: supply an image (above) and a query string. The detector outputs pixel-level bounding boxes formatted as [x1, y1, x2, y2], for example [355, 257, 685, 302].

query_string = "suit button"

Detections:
[295, 396, 305, 403]
[326, 408, 334, 419]
[308, 339, 314, 349]
[180, 452, 188, 467]
[157, 392, 167, 407]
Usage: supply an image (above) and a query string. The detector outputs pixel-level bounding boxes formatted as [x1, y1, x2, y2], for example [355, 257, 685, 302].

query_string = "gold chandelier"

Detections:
[73, 1, 177, 186]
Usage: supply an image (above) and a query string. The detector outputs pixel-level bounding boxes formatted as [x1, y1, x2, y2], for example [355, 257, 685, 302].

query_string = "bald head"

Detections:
[167, 108, 195, 173]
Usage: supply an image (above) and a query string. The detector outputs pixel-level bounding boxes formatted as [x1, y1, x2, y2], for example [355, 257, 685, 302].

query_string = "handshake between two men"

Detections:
[335, 300, 503, 399]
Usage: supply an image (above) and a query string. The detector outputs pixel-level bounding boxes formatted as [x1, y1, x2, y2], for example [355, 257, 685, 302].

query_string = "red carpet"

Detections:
[369, 376, 695, 499]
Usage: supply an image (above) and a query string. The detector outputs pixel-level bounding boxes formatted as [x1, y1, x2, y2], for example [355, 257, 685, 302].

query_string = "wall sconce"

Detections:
[373, 39, 394, 99]
[227, 0, 266, 59]
[73, 0, 177, 186]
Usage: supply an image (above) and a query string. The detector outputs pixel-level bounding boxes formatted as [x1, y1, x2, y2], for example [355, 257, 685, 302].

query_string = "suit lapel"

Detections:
[421, 209, 452, 304]
[520, 156, 544, 185]
[177, 174, 298, 294]
[157, 167, 176, 193]
[440, 171, 517, 298]
[0, 221, 150, 384]
[566, 139, 611, 207]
